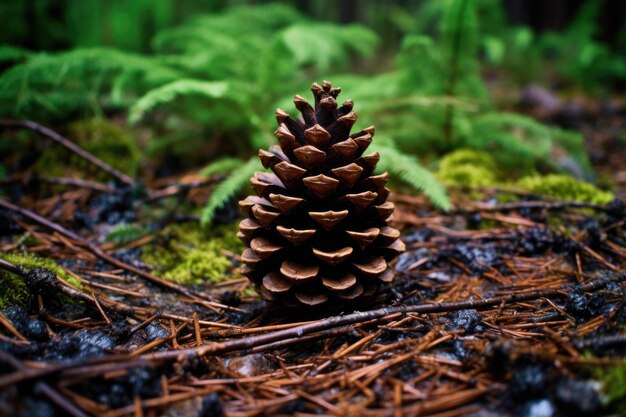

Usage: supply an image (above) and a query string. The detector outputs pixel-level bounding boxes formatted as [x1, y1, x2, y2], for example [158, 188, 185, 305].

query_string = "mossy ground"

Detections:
[436, 149, 500, 188]
[590, 362, 626, 415]
[142, 222, 243, 285]
[34, 118, 141, 179]
[0, 253, 83, 308]
[436, 149, 614, 204]
[515, 174, 614, 205]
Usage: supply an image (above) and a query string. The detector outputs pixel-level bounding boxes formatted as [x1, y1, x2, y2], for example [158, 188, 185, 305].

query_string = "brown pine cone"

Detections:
[238, 80, 405, 308]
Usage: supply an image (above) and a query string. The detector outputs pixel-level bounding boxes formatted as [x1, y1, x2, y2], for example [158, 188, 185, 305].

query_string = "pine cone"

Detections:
[238, 81, 405, 308]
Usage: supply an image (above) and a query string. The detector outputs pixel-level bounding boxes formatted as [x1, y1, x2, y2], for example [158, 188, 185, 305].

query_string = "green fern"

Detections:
[372, 140, 451, 211]
[104, 224, 151, 245]
[470, 112, 592, 176]
[132, 5, 379, 162]
[366, 0, 593, 179]
[199, 157, 245, 177]
[0, 45, 31, 65]
[129, 79, 230, 123]
[153, 4, 304, 81]
[0, 47, 180, 119]
[277, 23, 379, 73]
[201, 157, 262, 225]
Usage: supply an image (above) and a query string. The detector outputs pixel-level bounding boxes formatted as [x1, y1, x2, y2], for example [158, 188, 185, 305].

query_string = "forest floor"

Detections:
[1, 98, 626, 417]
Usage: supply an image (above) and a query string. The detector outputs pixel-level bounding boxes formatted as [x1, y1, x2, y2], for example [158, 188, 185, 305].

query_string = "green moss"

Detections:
[436, 149, 500, 187]
[591, 363, 626, 414]
[0, 253, 82, 289]
[15, 233, 41, 248]
[142, 222, 244, 285]
[515, 174, 614, 204]
[0, 253, 83, 308]
[0, 271, 31, 309]
[439, 149, 499, 172]
[70, 118, 141, 176]
[35, 118, 140, 178]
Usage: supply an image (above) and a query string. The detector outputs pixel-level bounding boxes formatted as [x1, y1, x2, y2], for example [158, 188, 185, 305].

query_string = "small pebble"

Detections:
[198, 393, 224, 417]
[448, 309, 483, 334]
[520, 399, 555, 417]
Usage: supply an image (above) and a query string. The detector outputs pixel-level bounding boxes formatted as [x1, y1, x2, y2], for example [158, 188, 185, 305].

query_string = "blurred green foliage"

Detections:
[33, 118, 141, 178]
[0, 0, 622, 222]
[104, 224, 152, 246]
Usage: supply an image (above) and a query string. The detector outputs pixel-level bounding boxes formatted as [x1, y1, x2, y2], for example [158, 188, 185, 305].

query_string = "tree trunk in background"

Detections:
[504, 0, 584, 30]
[340, 0, 358, 24]
[503, 0, 625, 45]
[1, 0, 625, 52]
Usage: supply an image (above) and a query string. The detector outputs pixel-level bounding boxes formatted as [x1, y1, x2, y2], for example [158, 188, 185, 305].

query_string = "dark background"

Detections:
[3, 0, 625, 52]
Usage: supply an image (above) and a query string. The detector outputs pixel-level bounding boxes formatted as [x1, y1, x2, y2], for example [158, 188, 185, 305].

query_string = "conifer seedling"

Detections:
[238, 81, 405, 307]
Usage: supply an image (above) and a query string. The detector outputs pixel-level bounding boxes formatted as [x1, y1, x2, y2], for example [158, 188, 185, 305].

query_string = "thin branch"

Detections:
[575, 333, 626, 349]
[0, 119, 134, 186]
[0, 351, 91, 417]
[146, 272, 621, 362]
[144, 177, 222, 203]
[0, 176, 115, 193]
[2, 272, 620, 389]
[459, 200, 614, 214]
[0, 198, 218, 307]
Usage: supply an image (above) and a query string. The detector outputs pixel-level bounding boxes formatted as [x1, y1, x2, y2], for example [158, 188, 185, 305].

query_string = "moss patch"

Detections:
[70, 118, 141, 176]
[436, 149, 500, 187]
[35, 118, 140, 178]
[0, 253, 82, 308]
[0, 270, 31, 309]
[515, 174, 614, 204]
[142, 222, 243, 285]
[591, 363, 626, 414]
[435, 149, 615, 205]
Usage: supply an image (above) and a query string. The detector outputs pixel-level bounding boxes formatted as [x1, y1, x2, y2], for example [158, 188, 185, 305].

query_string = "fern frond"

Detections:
[199, 157, 244, 177]
[153, 4, 304, 79]
[104, 224, 151, 245]
[277, 23, 379, 72]
[471, 112, 591, 176]
[396, 35, 443, 93]
[0, 45, 31, 65]
[545, 125, 593, 176]
[0, 47, 180, 119]
[129, 79, 229, 123]
[201, 157, 262, 225]
[473, 113, 551, 154]
[371, 141, 451, 211]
